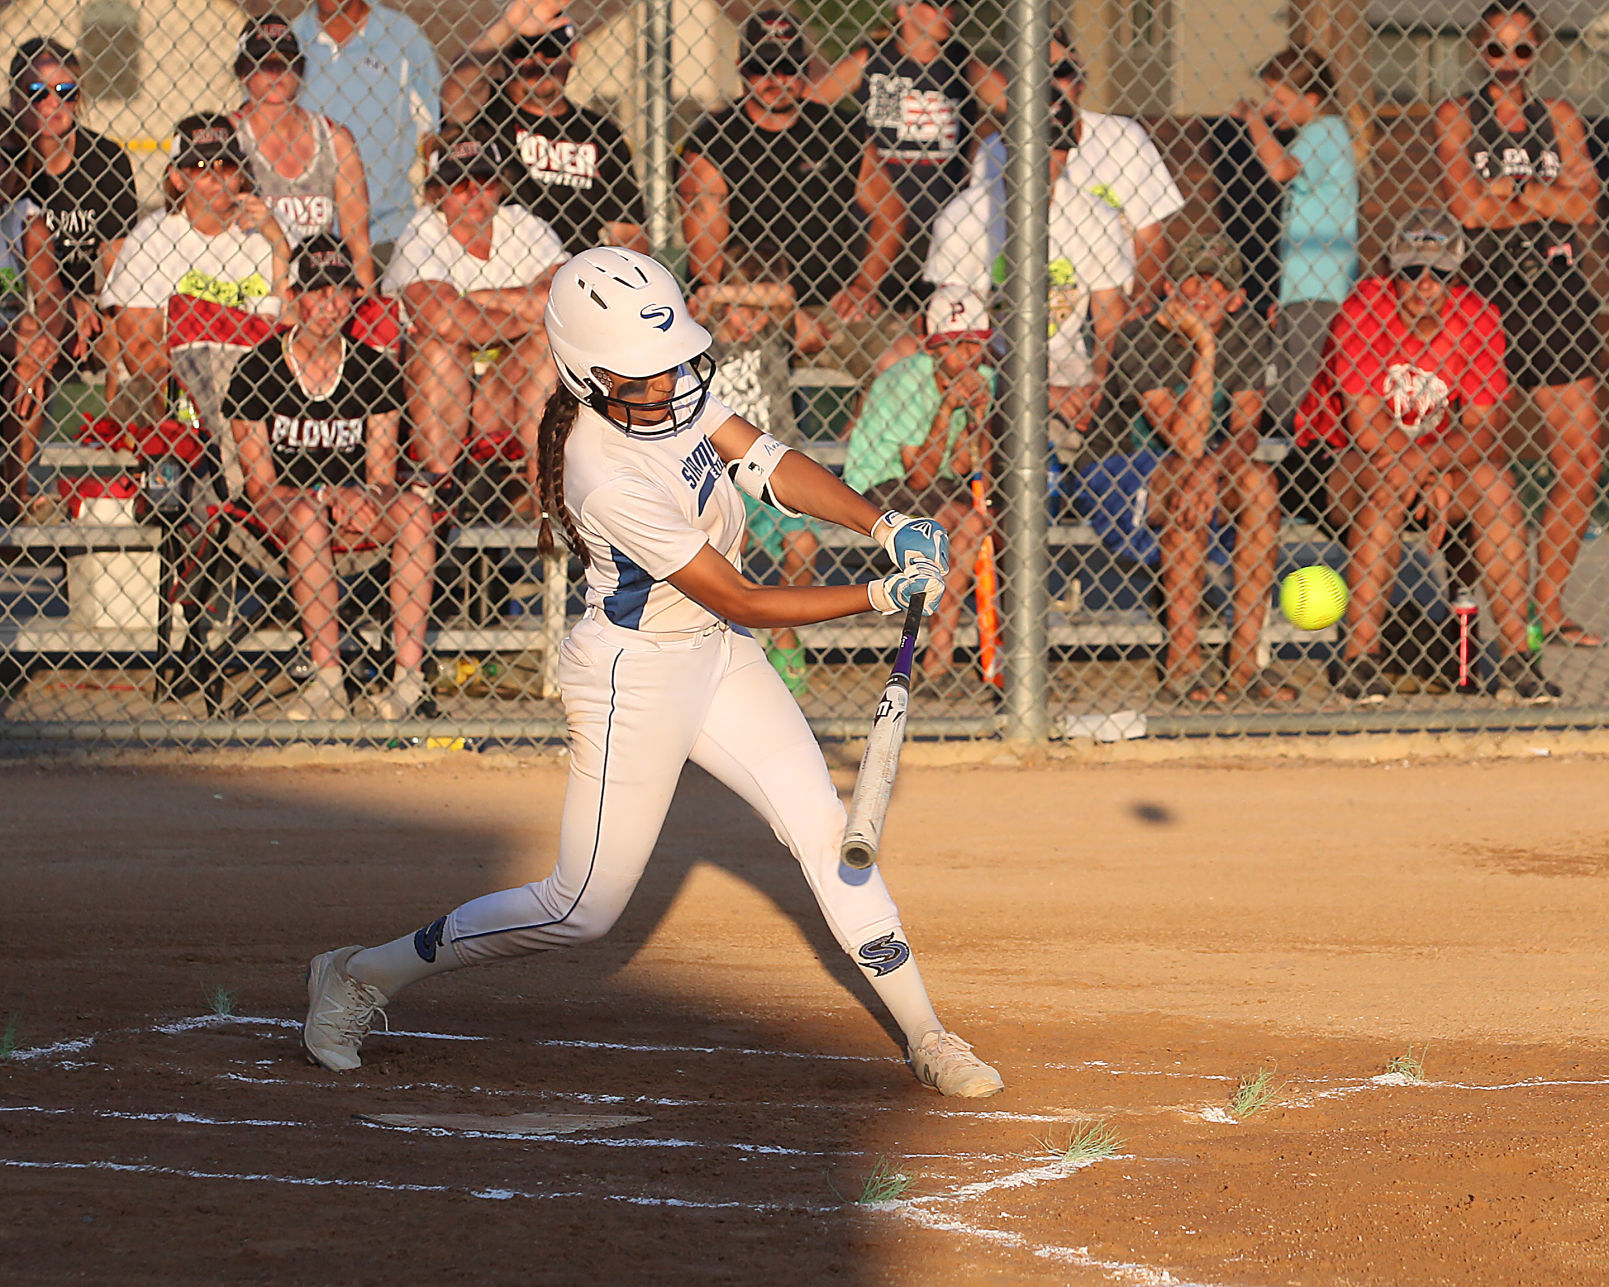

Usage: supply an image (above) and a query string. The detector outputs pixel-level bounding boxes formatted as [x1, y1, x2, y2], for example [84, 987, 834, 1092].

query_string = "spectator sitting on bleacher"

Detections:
[231, 14, 376, 293]
[844, 285, 992, 685]
[1229, 47, 1359, 439]
[809, 2, 1005, 320]
[679, 11, 913, 381]
[926, 90, 1130, 462]
[1049, 41, 1185, 311]
[1096, 233, 1290, 705]
[692, 246, 821, 693]
[383, 128, 566, 522]
[1296, 209, 1558, 703]
[224, 235, 435, 721]
[100, 113, 290, 426]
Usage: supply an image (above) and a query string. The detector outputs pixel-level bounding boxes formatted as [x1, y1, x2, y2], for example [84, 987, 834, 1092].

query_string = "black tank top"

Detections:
[1463, 84, 1576, 255]
[857, 37, 975, 167]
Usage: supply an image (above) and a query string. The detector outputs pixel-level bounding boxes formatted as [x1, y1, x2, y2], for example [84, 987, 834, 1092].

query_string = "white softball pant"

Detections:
[444, 611, 911, 968]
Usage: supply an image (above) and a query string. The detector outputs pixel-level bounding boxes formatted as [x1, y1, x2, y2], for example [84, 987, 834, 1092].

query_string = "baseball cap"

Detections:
[1389, 207, 1467, 274]
[430, 134, 506, 186]
[740, 10, 808, 75]
[170, 112, 244, 169]
[294, 234, 359, 292]
[235, 14, 304, 77]
[925, 285, 993, 346]
[1169, 232, 1243, 289]
[506, 22, 576, 63]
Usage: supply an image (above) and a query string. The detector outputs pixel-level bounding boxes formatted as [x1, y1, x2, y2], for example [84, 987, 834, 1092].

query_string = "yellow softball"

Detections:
[1279, 565, 1349, 631]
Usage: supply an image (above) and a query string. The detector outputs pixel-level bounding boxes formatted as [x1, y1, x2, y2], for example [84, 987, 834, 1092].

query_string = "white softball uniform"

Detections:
[437, 378, 938, 1032]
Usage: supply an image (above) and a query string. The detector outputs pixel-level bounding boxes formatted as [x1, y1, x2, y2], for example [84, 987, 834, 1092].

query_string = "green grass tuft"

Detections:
[0, 1015, 15, 1059]
[204, 985, 238, 1018]
[855, 1156, 914, 1204]
[1385, 1046, 1428, 1082]
[1038, 1119, 1125, 1165]
[1228, 1066, 1283, 1119]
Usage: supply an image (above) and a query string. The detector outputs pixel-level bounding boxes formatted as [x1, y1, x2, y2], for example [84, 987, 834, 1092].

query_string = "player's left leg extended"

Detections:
[687, 630, 1002, 1096]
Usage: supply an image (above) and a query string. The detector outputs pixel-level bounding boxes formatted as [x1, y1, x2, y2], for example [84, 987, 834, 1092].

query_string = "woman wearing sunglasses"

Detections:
[231, 15, 374, 293]
[3, 37, 132, 521]
[1433, 1, 1604, 648]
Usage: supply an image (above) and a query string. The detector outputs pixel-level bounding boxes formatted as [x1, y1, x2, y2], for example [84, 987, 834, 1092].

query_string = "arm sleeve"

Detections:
[583, 476, 710, 580]
[1119, 123, 1186, 230]
[1461, 302, 1508, 406]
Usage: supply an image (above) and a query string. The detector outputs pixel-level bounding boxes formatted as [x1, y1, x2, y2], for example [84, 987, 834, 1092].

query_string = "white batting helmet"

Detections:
[544, 247, 714, 438]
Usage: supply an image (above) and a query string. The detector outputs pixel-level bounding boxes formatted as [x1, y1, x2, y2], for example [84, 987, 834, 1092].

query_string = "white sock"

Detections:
[856, 928, 943, 1049]
[347, 915, 463, 996]
[310, 663, 344, 694]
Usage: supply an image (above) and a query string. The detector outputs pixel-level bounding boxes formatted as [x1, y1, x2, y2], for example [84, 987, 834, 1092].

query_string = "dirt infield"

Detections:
[3, 753, 1607, 1286]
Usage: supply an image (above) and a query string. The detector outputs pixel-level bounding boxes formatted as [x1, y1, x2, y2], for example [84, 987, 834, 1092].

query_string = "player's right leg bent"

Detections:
[303, 614, 727, 1070]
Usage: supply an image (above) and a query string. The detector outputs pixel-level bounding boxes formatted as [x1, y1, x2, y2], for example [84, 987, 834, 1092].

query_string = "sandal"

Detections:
[1544, 621, 1604, 648]
[1223, 668, 1299, 703]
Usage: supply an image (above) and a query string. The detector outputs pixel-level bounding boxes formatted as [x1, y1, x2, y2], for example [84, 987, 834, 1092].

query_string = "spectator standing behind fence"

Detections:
[1433, 2, 1603, 649]
[844, 286, 993, 685]
[100, 115, 289, 419]
[383, 130, 565, 522]
[692, 254, 821, 693]
[1095, 234, 1290, 705]
[1296, 210, 1558, 703]
[1049, 43, 1184, 311]
[481, 22, 647, 257]
[232, 16, 374, 294]
[809, 1, 1005, 319]
[225, 236, 434, 722]
[1230, 47, 1358, 437]
[292, 0, 438, 264]
[680, 12, 911, 379]
[926, 92, 1129, 463]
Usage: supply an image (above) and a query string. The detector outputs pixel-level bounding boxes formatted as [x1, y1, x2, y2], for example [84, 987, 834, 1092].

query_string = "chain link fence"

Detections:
[1, 0, 1607, 746]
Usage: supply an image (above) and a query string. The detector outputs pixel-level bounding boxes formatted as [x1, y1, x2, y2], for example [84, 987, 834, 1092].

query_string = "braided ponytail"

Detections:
[537, 387, 590, 567]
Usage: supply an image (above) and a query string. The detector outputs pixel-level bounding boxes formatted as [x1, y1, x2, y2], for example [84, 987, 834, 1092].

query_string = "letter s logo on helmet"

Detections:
[544, 248, 715, 439]
[639, 304, 675, 331]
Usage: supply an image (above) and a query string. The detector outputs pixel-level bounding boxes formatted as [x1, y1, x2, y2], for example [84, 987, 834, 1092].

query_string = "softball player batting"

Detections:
[303, 247, 1003, 1098]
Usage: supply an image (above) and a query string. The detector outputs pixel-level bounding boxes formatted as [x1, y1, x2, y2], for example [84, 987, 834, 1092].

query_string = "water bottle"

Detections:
[1526, 601, 1544, 653]
[1453, 592, 1481, 694]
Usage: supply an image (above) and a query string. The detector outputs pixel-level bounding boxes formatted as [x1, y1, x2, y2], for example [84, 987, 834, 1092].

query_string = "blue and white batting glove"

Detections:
[875, 510, 951, 577]
[867, 558, 944, 616]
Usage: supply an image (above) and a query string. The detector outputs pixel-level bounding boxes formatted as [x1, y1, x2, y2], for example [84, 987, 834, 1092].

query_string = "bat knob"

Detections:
[840, 840, 876, 870]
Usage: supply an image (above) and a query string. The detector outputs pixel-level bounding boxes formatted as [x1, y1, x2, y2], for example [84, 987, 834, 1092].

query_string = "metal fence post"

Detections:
[1000, 0, 1051, 742]
[643, 0, 675, 254]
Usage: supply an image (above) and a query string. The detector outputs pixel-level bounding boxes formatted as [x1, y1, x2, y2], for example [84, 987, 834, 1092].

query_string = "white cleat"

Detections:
[908, 1030, 1005, 1098]
[303, 946, 388, 1072]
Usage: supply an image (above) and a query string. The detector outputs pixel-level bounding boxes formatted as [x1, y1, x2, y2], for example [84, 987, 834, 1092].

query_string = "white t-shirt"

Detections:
[382, 203, 566, 296]
[564, 376, 742, 635]
[1054, 109, 1186, 240]
[101, 211, 280, 314]
[926, 179, 1129, 386]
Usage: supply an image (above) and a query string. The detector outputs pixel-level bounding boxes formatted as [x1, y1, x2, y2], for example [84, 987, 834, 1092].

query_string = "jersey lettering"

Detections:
[270, 193, 335, 238]
[270, 413, 366, 452]
[679, 437, 724, 514]
[518, 132, 600, 190]
[856, 931, 911, 977]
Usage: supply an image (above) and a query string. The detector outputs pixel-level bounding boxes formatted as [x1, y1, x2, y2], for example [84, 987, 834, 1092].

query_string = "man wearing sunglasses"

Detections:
[482, 22, 647, 256]
[1296, 209, 1557, 703]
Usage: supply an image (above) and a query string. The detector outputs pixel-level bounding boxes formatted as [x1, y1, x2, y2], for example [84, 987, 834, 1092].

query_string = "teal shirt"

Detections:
[844, 353, 996, 492]
[1280, 115, 1359, 305]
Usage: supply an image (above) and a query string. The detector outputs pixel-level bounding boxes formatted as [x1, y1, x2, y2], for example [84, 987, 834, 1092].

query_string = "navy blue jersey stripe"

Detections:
[602, 546, 653, 628]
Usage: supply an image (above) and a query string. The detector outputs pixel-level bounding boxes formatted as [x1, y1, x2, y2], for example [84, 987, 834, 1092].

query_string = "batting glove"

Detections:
[874, 510, 951, 576]
[868, 558, 944, 615]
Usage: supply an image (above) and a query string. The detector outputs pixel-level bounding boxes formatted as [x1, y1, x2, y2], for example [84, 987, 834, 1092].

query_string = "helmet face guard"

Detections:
[586, 353, 716, 440]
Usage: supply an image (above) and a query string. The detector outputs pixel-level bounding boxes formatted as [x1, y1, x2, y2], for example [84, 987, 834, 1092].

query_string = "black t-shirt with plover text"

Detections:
[22, 128, 139, 299]
[483, 95, 646, 256]
[224, 336, 405, 490]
